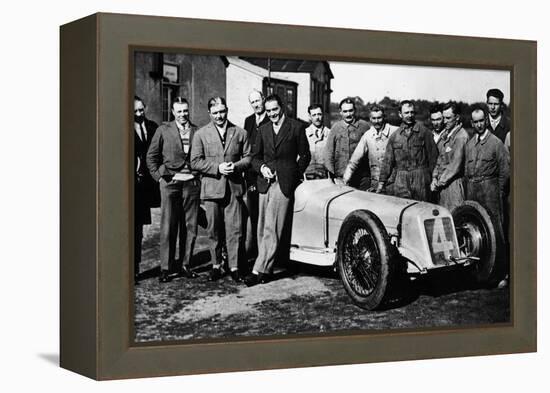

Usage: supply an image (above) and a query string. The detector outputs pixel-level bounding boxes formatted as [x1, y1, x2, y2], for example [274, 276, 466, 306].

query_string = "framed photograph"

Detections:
[60, 12, 536, 380]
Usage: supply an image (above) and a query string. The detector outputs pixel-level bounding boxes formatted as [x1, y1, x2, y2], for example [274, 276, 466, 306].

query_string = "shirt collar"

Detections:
[477, 129, 490, 143]
[215, 121, 228, 134]
[370, 123, 390, 138]
[344, 118, 358, 129]
[273, 114, 286, 129]
[176, 121, 191, 132]
[307, 124, 326, 137]
[400, 122, 418, 134]
[255, 112, 266, 124]
[444, 122, 462, 141]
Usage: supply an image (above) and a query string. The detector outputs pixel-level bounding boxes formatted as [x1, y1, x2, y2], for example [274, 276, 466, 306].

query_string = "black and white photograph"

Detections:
[133, 50, 511, 343]
[4, 0, 546, 389]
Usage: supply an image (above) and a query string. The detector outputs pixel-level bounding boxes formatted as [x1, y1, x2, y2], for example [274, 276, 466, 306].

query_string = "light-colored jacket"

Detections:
[432, 123, 469, 188]
[190, 121, 251, 199]
[343, 122, 398, 184]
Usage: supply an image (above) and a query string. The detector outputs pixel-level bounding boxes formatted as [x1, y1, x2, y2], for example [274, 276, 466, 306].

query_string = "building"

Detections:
[134, 51, 227, 127]
[226, 56, 333, 127]
[134, 52, 333, 128]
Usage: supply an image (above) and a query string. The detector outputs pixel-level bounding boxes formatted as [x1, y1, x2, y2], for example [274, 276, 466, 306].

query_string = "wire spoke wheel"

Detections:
[342, 227, 381, 296]
[337, 210, 392, 310]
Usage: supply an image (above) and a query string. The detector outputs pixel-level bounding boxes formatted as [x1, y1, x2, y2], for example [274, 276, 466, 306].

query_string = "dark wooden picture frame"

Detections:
[60, 12, 536, 380]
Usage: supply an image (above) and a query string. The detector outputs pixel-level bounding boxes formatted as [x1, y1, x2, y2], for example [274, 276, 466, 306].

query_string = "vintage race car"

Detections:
[289, 178, 501, 310]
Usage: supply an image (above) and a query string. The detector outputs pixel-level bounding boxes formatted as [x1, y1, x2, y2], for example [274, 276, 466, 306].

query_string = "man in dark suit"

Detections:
[244, 95, 311, 286]
[133, 96, 159, 284]
[243, 90, 270, 265]
[146, 97, 200, 283]
[191, 97, 251, 282]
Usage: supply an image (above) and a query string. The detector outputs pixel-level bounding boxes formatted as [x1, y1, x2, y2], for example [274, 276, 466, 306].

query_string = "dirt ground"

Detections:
[134, 208, 510, 343]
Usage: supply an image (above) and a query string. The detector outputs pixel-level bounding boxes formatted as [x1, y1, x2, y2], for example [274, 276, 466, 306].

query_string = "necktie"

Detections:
[139, 123, 146, 142]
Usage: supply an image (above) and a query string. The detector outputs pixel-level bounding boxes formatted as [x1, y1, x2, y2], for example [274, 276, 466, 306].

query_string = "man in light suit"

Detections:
[243, 90, 271, 265]
[146, 97, 200, 283]
[191, 97, 251, 282]
[134, 96, 159, 284]
[244, 94, 311, 287]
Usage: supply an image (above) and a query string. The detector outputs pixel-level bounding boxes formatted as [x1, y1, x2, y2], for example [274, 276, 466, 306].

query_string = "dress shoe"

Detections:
[244, 272, 267, 287]
[497, 275, 509, 289]
[179, 266, 198, 279]
[159, 270, 171, 283]
[209, 266, 223, 281]
[229, 270, 243, 283]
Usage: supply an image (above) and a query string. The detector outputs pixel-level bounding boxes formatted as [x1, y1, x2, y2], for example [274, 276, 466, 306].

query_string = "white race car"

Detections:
[289, 179, 501, 310]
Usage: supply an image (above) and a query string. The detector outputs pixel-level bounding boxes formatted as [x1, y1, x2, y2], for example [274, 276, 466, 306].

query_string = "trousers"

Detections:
[244, 188, 259, 263]
[393, 167, 431, 202]
[252, 181, 291, 274]
[159, 178, 200, 271]
[438, 178, 465, 212]
[465, 178, 504, 237]
[203, 187, 244, 270]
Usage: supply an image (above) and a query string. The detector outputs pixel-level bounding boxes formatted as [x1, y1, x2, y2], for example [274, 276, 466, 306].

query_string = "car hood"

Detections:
[294, 179, 418, 234]
[329, 189, 417, 232]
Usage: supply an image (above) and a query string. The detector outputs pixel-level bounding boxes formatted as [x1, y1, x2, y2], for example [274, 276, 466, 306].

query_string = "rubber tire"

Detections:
[452, 201, 500, 284]
[337, 210, 392, 310]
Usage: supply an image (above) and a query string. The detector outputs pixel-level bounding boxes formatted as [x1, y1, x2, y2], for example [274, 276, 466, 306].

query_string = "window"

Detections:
[263, 77, 298, 119]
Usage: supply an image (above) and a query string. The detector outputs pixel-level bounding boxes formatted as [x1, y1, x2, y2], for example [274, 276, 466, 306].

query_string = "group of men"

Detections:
[136, 92, 309, 287]
[134, 87, 510, 288]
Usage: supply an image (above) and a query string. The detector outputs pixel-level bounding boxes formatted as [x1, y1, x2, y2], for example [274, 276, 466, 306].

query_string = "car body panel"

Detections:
[290, 179, 463, 273]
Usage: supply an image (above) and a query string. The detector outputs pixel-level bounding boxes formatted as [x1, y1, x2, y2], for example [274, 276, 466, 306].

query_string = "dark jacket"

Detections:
[135, 118, 159, 223]
[252, 117, 311, 198]
[135, 118, 159, 177]
[464, 131, 510, 197]
[146, 120, 198, 182]
[464, 131, 510, 228]
[190, 121, 251, 199]
[244, 113, 270, 187]
[487, 115, 511, 144]
[379, 121, 439, 183]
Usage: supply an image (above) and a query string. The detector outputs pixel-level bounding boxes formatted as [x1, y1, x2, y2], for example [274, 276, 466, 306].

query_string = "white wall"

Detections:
[227, 62, 313, 125]
[226, 62, 265, 127]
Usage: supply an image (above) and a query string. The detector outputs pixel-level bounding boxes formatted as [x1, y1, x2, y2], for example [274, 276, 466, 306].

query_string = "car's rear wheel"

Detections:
[337, 210, 392, 310]
[452, 201, 499, 283]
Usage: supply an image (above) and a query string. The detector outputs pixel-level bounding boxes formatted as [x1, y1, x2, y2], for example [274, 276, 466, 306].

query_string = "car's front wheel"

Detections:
[337, 210, 392, 310]
[452, 201, 500, 283]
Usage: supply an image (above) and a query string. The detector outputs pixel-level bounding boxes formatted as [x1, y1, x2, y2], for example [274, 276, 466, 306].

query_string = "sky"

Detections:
[329, 61, 510, 105]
